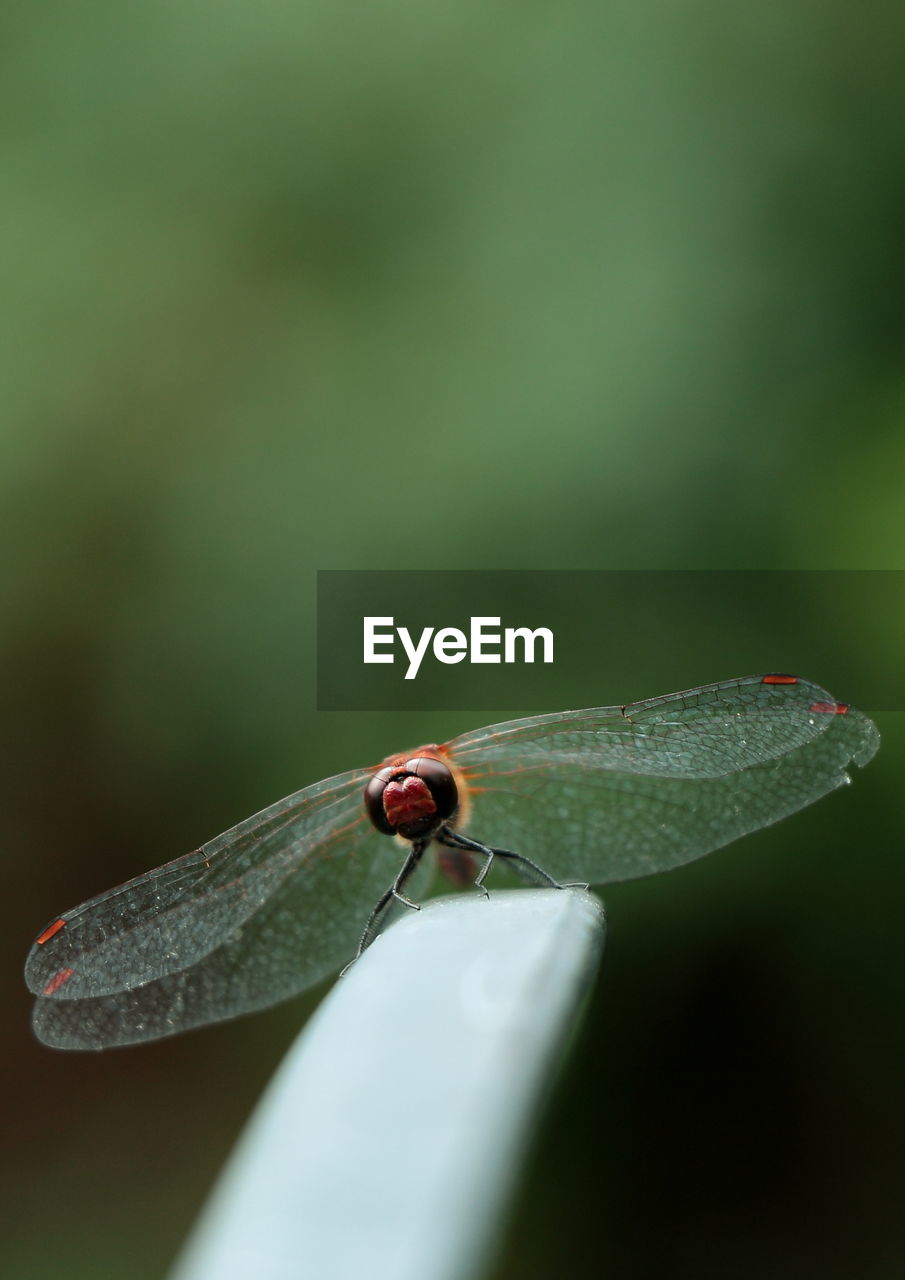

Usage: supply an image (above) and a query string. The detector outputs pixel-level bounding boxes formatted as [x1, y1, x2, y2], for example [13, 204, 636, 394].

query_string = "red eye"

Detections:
[364, 756, 459, 840]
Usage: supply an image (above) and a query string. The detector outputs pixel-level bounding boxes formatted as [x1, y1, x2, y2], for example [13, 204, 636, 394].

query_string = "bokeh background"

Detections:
[3, 3, 904, 1277]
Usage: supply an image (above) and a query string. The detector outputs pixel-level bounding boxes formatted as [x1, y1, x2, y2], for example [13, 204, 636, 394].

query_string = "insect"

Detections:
[25, 674, 878, 1050]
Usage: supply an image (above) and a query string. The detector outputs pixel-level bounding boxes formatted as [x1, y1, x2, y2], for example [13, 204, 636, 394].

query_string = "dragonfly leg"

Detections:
[440, 828, 588, 891]
[348, 839, 429, 966]
[494, 849, 589, 892]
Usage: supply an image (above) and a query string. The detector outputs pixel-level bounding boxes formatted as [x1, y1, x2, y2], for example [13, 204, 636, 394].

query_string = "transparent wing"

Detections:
[449, 675, 879, 884]
[26, 767, 400, 1049]
[26, 674, 879, 1050]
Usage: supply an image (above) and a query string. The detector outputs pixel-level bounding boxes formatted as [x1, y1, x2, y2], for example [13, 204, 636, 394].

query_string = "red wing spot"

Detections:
[43, 968, 75, 996]
[762, 674, 798, 685]
[36, 919, 66, 946]
[810, 701, 849, 715]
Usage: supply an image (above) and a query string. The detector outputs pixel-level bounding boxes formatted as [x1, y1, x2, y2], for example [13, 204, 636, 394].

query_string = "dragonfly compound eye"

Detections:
[364, 755, 459, 840]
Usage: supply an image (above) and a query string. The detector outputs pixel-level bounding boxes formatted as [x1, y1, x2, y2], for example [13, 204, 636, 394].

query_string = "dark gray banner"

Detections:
[317, 570, 902, 712]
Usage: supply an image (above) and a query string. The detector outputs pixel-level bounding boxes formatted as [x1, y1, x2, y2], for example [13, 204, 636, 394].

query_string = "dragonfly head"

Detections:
[365, 750, 459, 841]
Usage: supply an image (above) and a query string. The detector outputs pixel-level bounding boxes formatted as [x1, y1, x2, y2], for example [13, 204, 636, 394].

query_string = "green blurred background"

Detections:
[3, 2, 904, 1277]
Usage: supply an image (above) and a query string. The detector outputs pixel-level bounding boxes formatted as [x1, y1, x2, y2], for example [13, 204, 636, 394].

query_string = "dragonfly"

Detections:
[25, 674, 878, 1050]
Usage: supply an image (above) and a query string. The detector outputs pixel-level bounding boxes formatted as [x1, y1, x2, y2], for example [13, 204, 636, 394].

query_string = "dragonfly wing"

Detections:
[30, 824, 398, 1050]
[26, 767, 405, 1048]
[450, 675, 878, 884]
